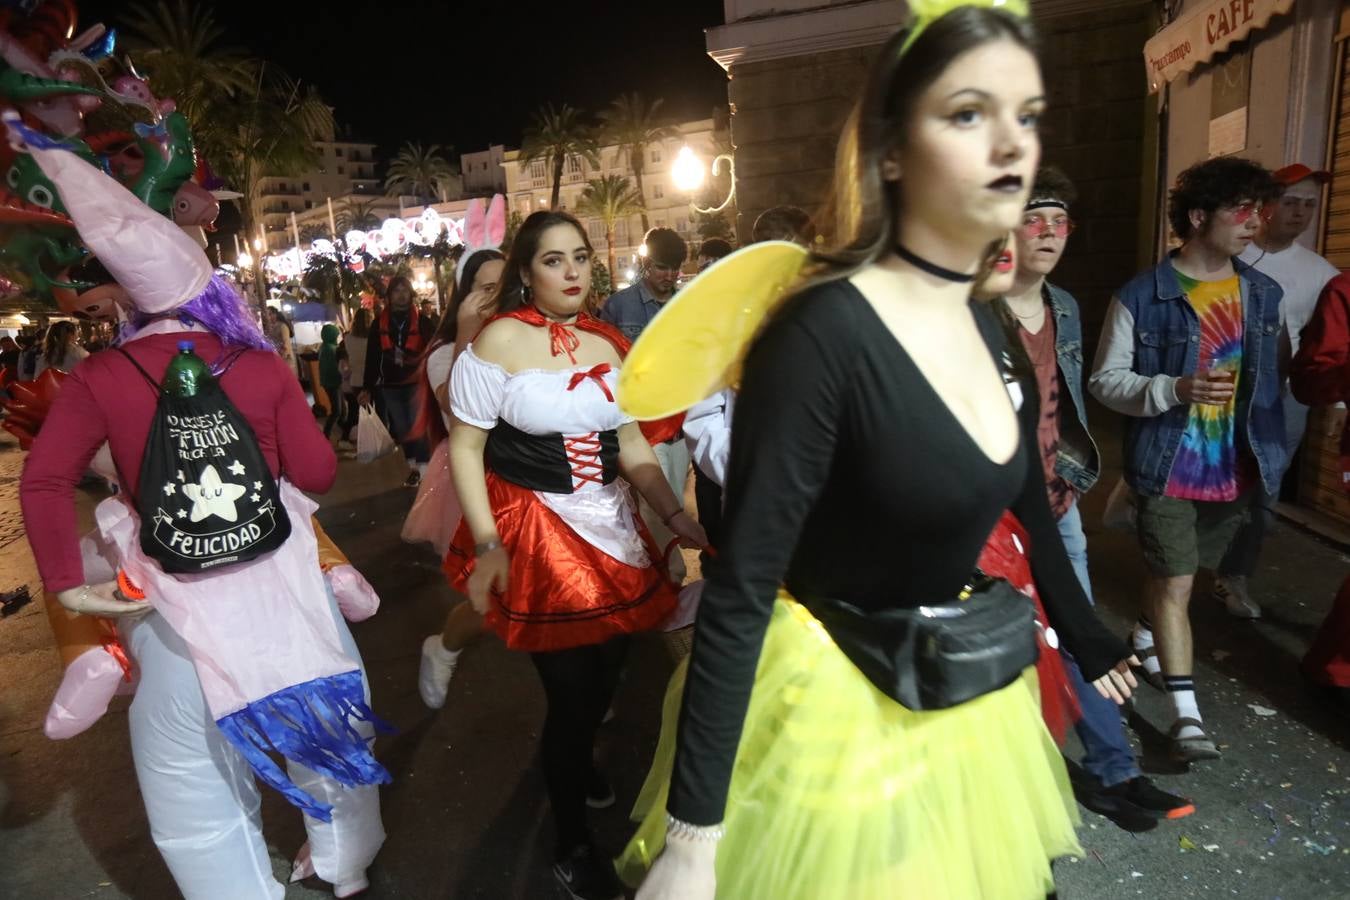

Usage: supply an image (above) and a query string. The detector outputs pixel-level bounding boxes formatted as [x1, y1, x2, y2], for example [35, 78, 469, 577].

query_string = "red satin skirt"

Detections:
[977, 511, 1081, 745]
[444, 474, 677, 652]
[1303, 575, 1350, 688]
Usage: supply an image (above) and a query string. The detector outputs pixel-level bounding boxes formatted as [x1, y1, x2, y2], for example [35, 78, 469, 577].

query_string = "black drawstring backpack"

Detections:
[117, 344, 291, 573]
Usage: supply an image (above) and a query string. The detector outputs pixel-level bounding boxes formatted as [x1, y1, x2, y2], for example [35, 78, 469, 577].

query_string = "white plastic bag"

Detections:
[1102, 477, 1137, 532]
[355, 404, 396, 464]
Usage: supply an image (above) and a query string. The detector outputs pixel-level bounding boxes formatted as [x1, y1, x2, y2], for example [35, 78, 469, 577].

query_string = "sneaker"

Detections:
[1214, 576, 1261, 619]
[586, 769, 615, 810]
[404, 470, 421, 488]
[1117, 776, 1195, 819]
[552, 843, 624, 900]
[1074, 780, 1160, 833]
[337, 439, 356, 450]
[418, 635, 460, 709]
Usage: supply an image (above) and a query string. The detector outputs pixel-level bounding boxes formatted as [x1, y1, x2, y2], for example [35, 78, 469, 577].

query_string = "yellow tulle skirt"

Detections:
[617, 594, 1082, 899]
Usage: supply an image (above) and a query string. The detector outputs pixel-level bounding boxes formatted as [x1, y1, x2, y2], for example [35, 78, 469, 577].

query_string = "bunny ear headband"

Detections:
[456, 193, 507, 284]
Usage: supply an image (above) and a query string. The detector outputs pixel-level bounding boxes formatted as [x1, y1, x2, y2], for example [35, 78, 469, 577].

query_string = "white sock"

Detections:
[430, 640, 461, 663]
[1132, 616, 1161, 676]
[1165, 676, 1203, 738]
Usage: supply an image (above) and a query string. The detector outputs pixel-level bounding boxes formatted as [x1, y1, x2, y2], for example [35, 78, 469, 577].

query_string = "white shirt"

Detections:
[450, 345, 645, 566]
[344, 334, 368, 389]
[1239, 241, 1338, 355]
[683, 389, 735, 488]
[424, 344, 455, 431]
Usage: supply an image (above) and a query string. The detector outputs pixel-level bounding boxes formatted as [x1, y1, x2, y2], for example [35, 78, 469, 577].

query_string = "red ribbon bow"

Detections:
[548, 321, 582, 364]
[567, 363, 614, 401]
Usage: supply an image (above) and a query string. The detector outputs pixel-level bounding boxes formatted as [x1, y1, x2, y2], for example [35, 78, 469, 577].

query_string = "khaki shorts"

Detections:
[1135, 492, 1250, 577]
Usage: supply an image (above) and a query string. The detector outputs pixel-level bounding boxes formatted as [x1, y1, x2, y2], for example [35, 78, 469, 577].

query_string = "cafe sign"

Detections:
[1143, 0, 1296, 93]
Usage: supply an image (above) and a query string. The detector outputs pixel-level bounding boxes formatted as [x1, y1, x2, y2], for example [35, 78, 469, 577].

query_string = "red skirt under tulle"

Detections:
[977, 511, 1081, 745]
[444, 474, 678, 652]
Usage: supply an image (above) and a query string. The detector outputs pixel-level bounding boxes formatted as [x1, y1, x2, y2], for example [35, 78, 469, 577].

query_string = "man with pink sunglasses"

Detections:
[1213, 164, 1340, 618]
[1005, 166, 1194, 829]
[1091, 157, 1284, 764]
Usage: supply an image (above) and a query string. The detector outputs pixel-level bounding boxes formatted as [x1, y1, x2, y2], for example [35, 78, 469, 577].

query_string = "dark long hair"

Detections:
[386, 275, 414, 306]
[413, 249, 507, 447]
[351, 307, 372, 337]
[429, 249, 506, 350]
[808, 7, 1038, 287]
[43, 320, 77, 365]
[493, 211, 595, 314]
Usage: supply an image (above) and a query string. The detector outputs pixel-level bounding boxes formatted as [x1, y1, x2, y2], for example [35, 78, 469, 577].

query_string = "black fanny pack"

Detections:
[808, 574, 1039, 711]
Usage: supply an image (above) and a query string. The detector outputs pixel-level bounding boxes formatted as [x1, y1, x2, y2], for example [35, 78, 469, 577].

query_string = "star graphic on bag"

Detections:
[177, 509, 187, 519]
[182, 465, 248, 523]
[253, 481, 263, 491]
[228, 460, 247, 477]
[250, 492, 261, 503]
[163, 482, 176, 496]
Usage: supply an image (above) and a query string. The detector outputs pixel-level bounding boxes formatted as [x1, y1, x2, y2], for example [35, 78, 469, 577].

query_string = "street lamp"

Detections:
[671, 145, 735, 215]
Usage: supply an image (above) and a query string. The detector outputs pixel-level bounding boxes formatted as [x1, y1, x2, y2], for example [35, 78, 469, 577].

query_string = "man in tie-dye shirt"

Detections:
[1167, 270, 1252, 500]
[1091, 157, 1285, 766]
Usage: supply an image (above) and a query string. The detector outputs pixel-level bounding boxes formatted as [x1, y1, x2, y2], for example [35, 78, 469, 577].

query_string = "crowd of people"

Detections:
[5, 2, 1350, 899]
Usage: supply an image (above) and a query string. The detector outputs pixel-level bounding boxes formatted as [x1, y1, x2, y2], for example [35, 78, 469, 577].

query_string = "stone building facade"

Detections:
[704, 0, 1157, 336]
[706, 0, 903, 243]
[1033, 0, 1157, 338]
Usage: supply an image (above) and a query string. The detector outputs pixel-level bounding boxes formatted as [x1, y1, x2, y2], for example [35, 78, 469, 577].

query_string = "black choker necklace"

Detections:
[894, 244, 975, 283]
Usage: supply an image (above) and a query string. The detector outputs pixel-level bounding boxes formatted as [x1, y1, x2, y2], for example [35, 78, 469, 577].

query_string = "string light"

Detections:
[257, 212, 468, 280]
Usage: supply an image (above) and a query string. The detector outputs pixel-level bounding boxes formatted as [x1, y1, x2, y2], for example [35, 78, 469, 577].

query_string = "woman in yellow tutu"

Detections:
[619, 4, 1139, 899]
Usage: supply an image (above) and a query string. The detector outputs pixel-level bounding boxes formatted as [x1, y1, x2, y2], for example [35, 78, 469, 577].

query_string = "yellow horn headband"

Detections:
[900, 0, 1031, 56]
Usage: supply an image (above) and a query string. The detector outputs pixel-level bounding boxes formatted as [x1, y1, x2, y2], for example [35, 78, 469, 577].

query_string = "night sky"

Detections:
[79, 0, 731, 159]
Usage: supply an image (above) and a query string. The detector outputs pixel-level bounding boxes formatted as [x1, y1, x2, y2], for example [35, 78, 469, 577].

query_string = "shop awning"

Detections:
[1143, 0, 1296, 93]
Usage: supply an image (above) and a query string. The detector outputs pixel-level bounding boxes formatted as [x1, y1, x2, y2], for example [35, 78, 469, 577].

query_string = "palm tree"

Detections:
[121, 0, 255, 128]
[298, 223, 329, 244]
[600, 93, 679, 232]
[123, 2, 333, 311]
[576, 175, 644, 279]
[519, 104, 599, 210]
[190, 66, 334, 310]
[383, 142, 457, 204]
[335, 199, 379, 233]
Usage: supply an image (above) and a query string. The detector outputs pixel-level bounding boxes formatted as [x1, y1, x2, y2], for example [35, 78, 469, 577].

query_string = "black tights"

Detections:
[529, 635, 630, 858]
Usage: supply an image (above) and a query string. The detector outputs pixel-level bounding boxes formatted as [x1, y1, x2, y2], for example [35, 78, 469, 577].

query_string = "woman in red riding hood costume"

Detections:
[445, 209, 706, 898]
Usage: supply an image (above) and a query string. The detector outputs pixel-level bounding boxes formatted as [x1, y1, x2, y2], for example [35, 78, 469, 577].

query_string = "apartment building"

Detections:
[501, 118, 725, 280]
[256, 135, 381, 251]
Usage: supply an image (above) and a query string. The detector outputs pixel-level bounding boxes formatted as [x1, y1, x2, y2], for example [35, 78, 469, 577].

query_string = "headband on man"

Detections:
[1025, 198, 1068, 213]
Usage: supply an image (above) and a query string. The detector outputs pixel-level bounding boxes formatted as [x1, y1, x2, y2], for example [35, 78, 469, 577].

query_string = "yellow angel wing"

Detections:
[617, 241, 809, 420]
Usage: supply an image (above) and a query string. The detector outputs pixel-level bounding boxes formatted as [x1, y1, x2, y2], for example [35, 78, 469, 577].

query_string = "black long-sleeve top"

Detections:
[666, 280, 1129, 826]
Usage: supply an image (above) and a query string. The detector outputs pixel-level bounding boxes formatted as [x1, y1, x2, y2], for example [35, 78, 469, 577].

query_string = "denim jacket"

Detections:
[598, 279, 663, 342]
[1044, 282, 1101, 494]
[1089, 253, 1286, 497]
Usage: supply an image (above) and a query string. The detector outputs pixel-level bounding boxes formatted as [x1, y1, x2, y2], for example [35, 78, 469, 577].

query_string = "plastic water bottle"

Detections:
[163, 340, 211, 398]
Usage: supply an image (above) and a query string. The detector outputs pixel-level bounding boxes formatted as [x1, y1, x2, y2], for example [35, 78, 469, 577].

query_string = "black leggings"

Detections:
[529, 635, 630, 858]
